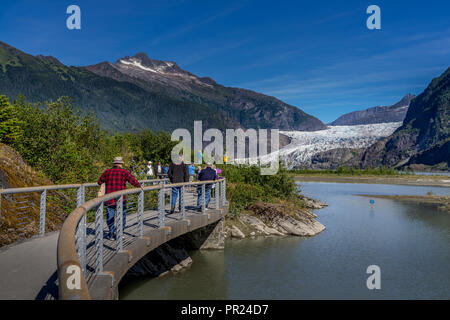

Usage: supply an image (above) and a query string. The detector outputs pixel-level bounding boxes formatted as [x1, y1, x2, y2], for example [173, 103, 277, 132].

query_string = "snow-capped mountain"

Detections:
[85, 52, 327, 131]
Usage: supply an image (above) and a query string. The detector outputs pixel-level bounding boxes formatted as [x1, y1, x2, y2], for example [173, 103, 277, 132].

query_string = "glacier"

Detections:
[235, 122, 402, 169]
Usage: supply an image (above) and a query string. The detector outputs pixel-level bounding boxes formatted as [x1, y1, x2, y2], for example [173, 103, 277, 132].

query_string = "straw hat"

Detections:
[113, 156, 124, 164]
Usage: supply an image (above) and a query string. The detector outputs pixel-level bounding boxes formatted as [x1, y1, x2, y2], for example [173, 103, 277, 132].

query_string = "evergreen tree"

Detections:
[0, 95, 22, 144]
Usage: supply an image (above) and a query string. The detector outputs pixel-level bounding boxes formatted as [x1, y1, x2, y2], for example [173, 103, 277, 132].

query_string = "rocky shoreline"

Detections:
[224, 195, 327, 239]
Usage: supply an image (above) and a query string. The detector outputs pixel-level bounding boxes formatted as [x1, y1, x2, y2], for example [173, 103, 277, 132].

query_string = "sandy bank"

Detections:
[292, 174, 450, 187]
[356, 193, 450, 212]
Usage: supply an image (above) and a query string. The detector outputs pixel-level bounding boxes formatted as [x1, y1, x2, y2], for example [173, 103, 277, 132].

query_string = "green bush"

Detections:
[217, 163, 298, 216]
[5, 95, 178, 184]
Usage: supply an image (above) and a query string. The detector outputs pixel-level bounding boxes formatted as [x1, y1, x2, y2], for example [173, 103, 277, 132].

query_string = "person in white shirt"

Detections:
[146, 161, 154, 179]
[156, 161, 164, 179]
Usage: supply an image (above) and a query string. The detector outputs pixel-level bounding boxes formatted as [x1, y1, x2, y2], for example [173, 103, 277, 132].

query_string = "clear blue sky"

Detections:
[1, 0, 449, 123]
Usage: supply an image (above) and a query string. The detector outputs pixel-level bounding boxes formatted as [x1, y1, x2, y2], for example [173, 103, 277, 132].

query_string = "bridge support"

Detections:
[179, 218, 226, 250]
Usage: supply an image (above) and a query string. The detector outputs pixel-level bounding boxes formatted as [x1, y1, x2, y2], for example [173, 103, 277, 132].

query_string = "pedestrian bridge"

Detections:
[0, 178, 228, 300]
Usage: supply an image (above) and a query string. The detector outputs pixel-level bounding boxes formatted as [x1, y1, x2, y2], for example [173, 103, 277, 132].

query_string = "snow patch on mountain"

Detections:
[118, 57, 213, 87]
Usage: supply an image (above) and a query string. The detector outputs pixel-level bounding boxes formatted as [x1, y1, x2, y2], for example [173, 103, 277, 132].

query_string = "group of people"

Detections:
[97, 155, 223, 239]
[144, 161, 169, 180]
[167, 155, 222, 214]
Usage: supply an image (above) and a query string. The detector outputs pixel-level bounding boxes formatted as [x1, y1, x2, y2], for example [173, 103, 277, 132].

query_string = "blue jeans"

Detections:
[197, 184, 212, 209]
[106, 202, 127, 237]
[171, 187, 182, 210]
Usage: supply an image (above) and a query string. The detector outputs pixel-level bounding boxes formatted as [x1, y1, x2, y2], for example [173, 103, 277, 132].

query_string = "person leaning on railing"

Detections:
[98, 156, 144, 240]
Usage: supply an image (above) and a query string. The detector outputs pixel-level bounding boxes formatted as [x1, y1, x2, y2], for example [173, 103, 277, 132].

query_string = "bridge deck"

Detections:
[0, 187, 225, 300]
[83, 187, 221, 285]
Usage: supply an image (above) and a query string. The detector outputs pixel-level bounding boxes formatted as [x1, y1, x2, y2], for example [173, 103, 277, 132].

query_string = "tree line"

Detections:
[0, 94, 177, 183]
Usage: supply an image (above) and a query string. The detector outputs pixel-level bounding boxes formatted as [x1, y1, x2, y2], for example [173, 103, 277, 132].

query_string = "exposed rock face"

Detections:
[310, 148, 366, 169]
[230, 225, 245, 239]
[330, 94, 415, 126]
[362, 67, 450, 168]
[227, 198, 327, 238]
[239, 214, 285, 236]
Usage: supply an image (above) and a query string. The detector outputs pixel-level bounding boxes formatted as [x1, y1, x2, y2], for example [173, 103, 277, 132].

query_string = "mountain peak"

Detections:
[330, 94, 416, 126]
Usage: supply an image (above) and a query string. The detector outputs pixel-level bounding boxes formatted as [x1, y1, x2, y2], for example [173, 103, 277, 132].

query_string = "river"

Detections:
[119, 182, 450, 299]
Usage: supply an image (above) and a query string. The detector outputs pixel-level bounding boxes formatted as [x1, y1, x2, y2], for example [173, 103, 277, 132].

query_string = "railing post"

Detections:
[201, 184, 206, 214]
[76, 185, 86, 275]
[77, 185, 85, 207]
[95, 203, 104, 273]
[221, 180, 226, 207]
[158, 187, 165, 227]
[117, 195, 124, 251]
[39, 189, 46, 236]
[215, 181, 220, 209]
[138, 190, 144, 237]
[180, 185, 185, 220]
[80, 214, 87, 276]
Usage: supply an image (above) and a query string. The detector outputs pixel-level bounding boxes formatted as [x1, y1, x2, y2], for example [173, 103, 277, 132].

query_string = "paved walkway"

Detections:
[0, 187, 220, 299]
[0, 231, 59, 299]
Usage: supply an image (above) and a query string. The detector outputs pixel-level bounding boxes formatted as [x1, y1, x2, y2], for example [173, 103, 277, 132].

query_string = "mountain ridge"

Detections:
[361, 67, 450, 169]
[85, 51, 327, 131]
[0, 41, 326, 133]
[330, 94, 415, 126]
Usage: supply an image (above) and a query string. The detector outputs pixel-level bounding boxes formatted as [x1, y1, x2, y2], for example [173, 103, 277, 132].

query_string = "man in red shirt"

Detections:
[98, 156, 143, 239]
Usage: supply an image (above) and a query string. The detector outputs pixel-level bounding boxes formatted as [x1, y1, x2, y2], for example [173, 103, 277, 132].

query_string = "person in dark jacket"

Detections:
[168, 155, 189, 213]
[196, 163, 217, 211]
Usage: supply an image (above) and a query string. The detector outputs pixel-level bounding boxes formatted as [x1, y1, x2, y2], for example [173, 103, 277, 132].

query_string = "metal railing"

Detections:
[0, 179, 168, 238]
[57, 178, 227, 300]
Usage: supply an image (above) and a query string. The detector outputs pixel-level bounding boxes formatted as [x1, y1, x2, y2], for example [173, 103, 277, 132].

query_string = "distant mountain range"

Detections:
[0, 41, 326, 133]
[330, 94, 415, 126]
[278, 68, 449, 170]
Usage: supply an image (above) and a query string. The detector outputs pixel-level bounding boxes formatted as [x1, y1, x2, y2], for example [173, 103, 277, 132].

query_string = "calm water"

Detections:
[119, 182, 450, 299]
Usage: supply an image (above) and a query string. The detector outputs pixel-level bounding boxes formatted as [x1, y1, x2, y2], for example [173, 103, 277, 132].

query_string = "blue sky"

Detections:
[1, 0, 449, 123]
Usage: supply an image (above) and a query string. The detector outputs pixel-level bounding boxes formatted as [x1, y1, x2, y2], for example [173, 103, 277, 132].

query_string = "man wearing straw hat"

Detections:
[98, 156, 143, 240]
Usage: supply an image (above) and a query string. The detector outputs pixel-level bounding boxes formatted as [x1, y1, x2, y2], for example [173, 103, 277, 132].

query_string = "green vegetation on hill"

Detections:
[0, 94, 177, 183]
[0, 41, 325, 133]
[0, 42, 233, 133]
[0, 95, 22, 144]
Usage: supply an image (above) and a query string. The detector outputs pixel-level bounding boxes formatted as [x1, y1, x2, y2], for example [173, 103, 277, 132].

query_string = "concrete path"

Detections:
[0, 231, 59, 300]
[0, 187, 221, 299]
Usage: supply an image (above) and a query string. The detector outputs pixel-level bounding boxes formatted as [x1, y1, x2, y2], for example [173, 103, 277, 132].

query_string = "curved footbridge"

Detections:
[0, 178, 228, 300]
